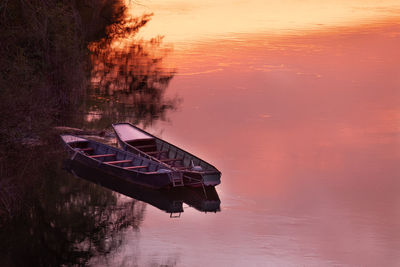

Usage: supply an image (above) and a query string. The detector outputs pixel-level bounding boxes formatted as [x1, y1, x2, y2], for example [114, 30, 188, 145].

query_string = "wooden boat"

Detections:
[112, 123, 221, 187]
[61, 135, 184, 189]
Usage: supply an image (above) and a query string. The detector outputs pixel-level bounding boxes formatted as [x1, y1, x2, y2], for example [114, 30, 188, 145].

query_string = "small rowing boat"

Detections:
[60, 135, 184, 189]
[112, 123, 221, 187]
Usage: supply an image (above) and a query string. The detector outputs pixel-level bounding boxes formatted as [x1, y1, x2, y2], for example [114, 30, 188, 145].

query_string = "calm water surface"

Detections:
[102, 1, 400, 266]
[15, 1, 400, 266]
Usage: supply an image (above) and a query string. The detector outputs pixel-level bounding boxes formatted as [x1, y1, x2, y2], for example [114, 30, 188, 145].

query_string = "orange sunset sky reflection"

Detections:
[106, 1, 400, 266]
[149, 21, 400, 198]
[129, 0, 400, 43]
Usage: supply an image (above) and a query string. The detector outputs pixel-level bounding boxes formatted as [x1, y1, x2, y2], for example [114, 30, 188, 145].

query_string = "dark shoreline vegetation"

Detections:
[0, 0, 178, 264]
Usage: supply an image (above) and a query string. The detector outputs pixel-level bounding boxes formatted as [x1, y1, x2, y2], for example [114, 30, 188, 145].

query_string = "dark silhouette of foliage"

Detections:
[0, 0, 178, 265]
[81, 7, 179, 129]
[0, 142, 145, 266]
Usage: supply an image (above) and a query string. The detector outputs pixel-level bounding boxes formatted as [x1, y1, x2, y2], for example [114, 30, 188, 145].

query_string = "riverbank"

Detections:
[0, 0, 177, 228]
[0, 0, 130, 226]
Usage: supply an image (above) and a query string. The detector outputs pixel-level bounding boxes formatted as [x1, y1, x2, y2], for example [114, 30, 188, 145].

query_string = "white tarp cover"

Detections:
[114, 124, 152, 141]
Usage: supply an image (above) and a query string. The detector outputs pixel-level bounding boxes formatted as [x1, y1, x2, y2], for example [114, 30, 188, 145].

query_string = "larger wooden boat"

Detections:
[61, 135, 184, 189]
[112, 123, 221, 187]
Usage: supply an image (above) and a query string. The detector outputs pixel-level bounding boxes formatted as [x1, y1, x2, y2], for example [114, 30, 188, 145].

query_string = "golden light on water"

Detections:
[129, 0, 400, 43]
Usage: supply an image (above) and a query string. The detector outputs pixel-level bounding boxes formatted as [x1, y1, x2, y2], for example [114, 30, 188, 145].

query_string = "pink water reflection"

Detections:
[115, 20, 400, 266]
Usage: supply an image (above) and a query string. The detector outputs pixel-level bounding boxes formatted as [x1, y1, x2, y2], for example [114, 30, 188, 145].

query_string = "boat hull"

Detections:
[61, 135, 174, 189]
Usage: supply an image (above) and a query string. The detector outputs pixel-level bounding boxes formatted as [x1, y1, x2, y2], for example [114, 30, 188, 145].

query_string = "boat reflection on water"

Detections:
[64, 160, 221, 217]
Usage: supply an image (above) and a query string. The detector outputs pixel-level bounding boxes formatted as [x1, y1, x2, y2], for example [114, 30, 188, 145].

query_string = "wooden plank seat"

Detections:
[123, 165, 148, 170]
[146, 150, 167, 156]
[78, 147, 94, 152]
[104, 159, 132, 165]
[89, 153, 116, 158]
[160, 158, 183, 163]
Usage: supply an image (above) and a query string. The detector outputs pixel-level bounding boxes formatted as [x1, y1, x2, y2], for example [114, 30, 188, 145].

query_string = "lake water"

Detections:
[110, 1, 400, 266]
[4, 1, 400, 266]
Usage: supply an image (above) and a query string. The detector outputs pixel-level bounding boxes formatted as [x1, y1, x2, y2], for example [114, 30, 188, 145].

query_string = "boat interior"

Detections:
[68, 138, 167, 174]
[125, 138, 212, 173]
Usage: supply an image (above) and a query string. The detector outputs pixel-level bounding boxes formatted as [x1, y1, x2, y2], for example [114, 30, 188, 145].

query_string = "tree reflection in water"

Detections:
[0, 1, 179, 265]
[0, 146, 145, 266]
[83, 13, 179, 129]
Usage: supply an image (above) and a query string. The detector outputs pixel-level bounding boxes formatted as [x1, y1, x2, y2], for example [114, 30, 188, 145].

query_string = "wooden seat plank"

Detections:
[89, 153, 116, 158]
[160, 158, 183, 163]
[147, 150, 167, 155]
[79, 147, 93, 151]
[123, 165, 148, 170]
[104, 160, 132, 164]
